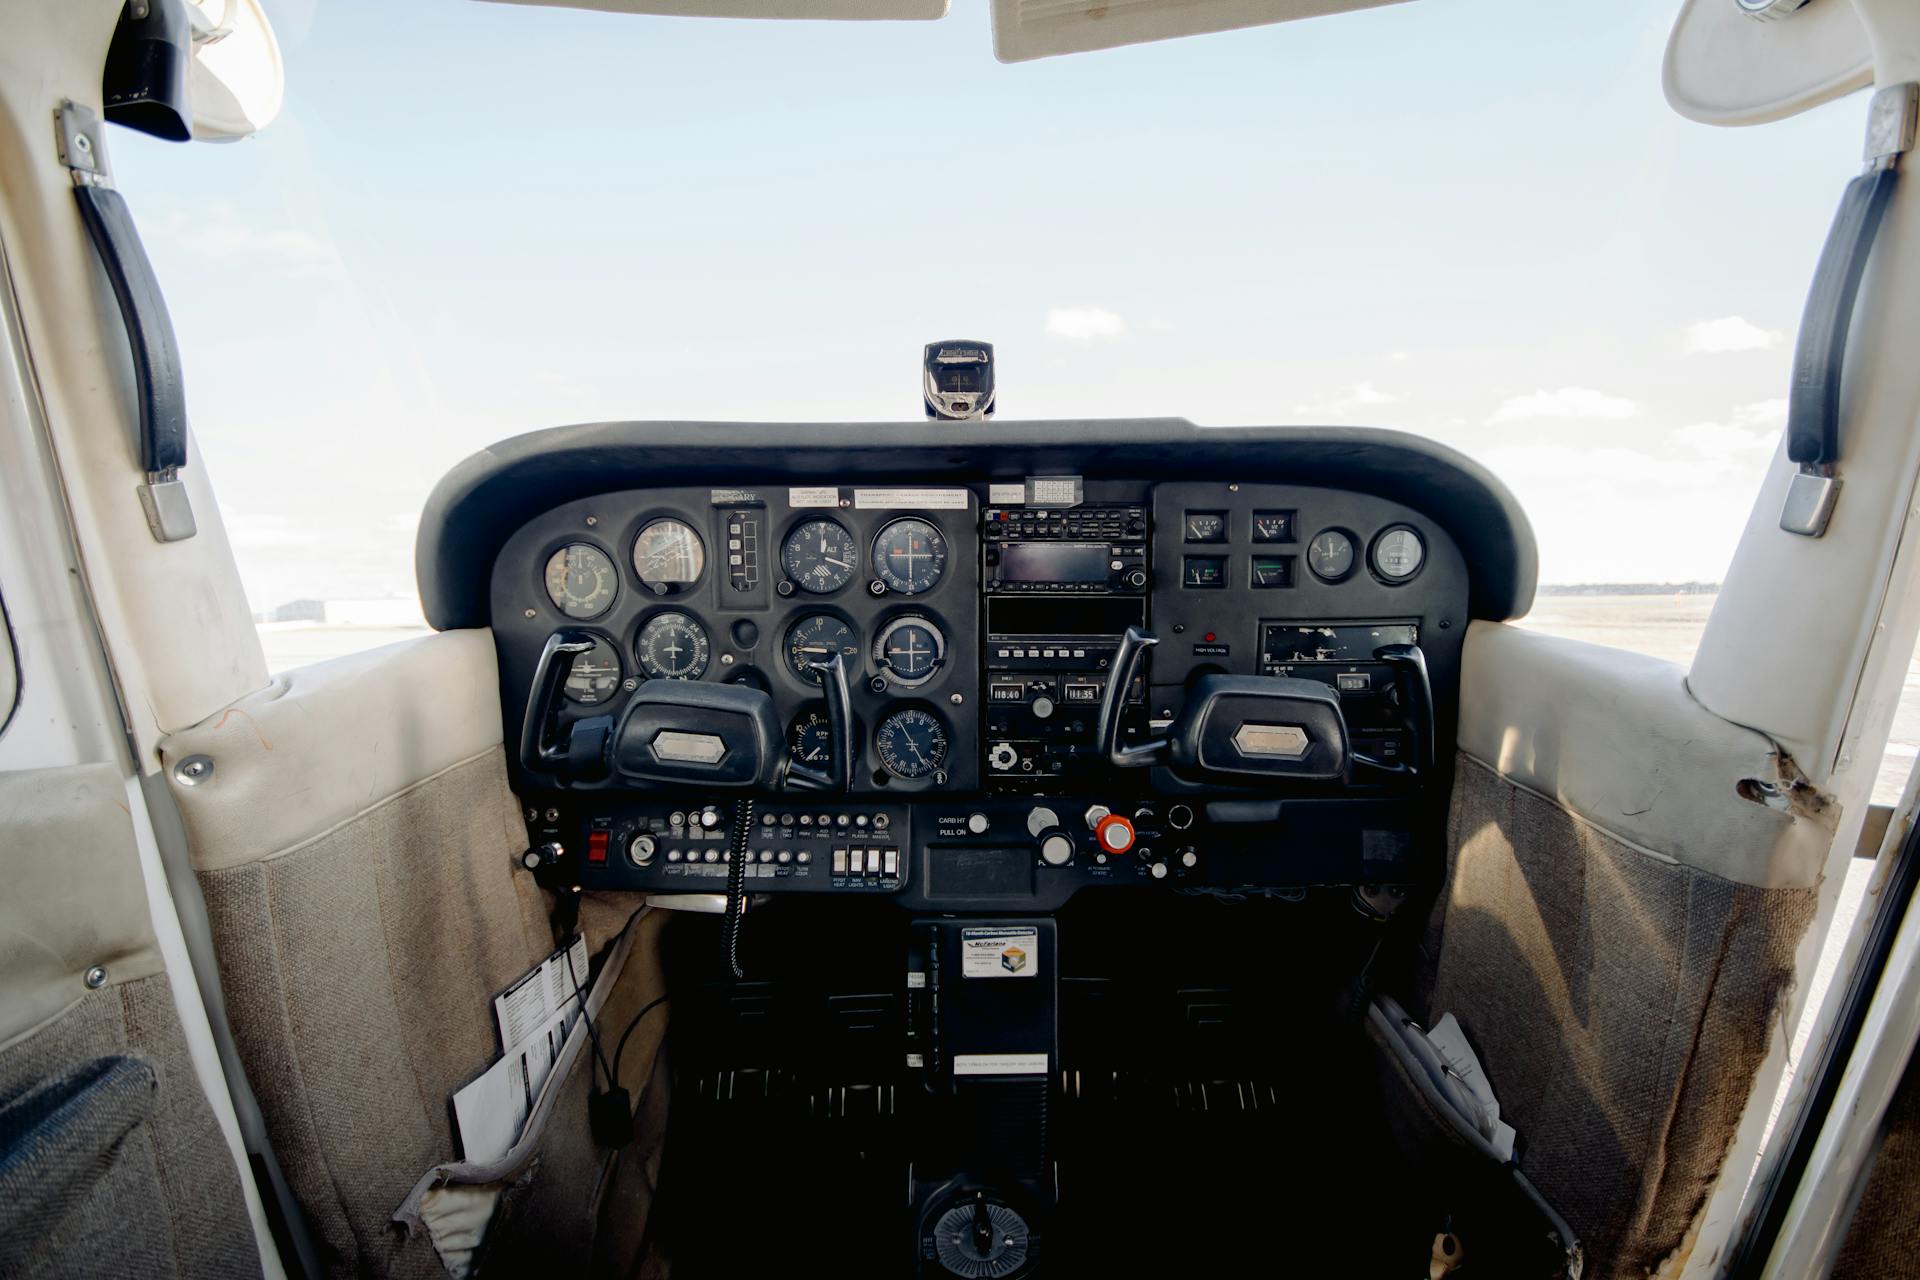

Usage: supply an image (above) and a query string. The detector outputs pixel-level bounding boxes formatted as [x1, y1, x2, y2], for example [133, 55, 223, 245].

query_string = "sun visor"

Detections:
[474, 0, 947, 18]
[186, 0, 285, 141]
[1664, 0, 1871, 127]
[990, 0, 1409, 64]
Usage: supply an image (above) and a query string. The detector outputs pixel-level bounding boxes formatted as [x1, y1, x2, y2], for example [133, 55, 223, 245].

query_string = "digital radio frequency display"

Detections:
[997, 542, 1110, 585]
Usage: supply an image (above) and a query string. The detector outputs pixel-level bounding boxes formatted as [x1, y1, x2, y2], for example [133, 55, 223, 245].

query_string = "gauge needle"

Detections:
[825, 557, 851, 569]
[908, 736, 928, 765]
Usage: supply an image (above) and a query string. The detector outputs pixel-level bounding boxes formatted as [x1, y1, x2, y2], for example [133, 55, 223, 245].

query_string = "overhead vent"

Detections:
[990, 0, 1410, 63]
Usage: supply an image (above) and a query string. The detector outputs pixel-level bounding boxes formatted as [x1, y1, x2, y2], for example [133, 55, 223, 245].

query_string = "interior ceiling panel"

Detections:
[990, 0, 1409, 63]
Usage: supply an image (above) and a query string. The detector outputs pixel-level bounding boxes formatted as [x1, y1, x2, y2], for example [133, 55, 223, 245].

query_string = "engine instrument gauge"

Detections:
[1370, 526, 1426, 582]
[1307, 529, 1356, 582]
[782, 519, 859, 594]
[872, 616, 946, 686]
[1183, 511, 1227, 543]
[872, 518, 948, 594]
[543, 544, 617, 618]
[1252, 510, 1296, 543]
[562, 636, 623, 704]
[875, 708, 949, 780]
[788, 710, 835, 770]
[1250, 555, 1294, 589]
[786, 614, 859, 684]
[635, 611, 711, 680]
[631, 519, 706, 593]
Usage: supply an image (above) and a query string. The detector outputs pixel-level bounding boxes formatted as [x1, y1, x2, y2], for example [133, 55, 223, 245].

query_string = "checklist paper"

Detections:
[450, 936, 591, 1163]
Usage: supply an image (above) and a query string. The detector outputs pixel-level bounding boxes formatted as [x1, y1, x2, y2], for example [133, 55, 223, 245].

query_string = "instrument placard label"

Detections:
[1025, 476, 1083, 507]
[954, 1052, 1049, 1076]
[854, 487, 971, 510]
[960, 926, 1039, 978]
[787, 486, 840, 507]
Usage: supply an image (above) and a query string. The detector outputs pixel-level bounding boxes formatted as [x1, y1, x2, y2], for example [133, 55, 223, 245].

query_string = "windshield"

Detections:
[113, 0, 1857, 658]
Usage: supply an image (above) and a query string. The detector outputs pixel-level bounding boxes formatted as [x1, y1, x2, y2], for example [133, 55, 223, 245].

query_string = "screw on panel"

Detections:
[525, 608, 537, 618]
[174, 756, 214, 786]
[585, 516, 598, 526]
[85, 966, 107, 989]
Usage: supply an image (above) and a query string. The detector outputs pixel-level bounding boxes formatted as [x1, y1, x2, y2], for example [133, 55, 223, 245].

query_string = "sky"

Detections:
[109, 0, 1868, 611]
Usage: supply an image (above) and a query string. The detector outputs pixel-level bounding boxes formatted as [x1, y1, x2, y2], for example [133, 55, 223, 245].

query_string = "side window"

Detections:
[1515, 586, 1719, 667]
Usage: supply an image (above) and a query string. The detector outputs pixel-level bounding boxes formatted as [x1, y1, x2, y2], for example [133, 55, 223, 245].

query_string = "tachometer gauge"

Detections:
[632, 519, 706, 594]
[788, 710, 835, 770]
[1370, 526, 1426, 582]
[563, 636, 623, 704]
[871, 518, 948, 594]
[1307, 529, 1356, 582]
[544, 544, 617, 618]
[786, 614, 859, 684]
[636, 611, 711, 680]
[875, 708, 948, 780]
[872, 616, 946, 687]
[781, 519, 859, 594]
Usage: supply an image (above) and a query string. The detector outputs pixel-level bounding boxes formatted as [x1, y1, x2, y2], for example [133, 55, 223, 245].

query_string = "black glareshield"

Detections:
[924, 340, 995, 420]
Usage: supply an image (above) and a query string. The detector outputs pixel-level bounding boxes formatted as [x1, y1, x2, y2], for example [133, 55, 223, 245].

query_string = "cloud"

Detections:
[1669, 421, 1775, 456]
[1487, 386, 1641, 424]
[170, 209, 340, 278]
[1667, 399, 1787, 458]
[1294, 382, 1402, 416]
[1684, 315, 1784, 354]
[1045, 306, 1127, 343]
[1733, 398, 1787, 430]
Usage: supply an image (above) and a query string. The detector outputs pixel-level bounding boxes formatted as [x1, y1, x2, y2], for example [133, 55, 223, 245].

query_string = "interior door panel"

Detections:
[0, 763, 260, 1279]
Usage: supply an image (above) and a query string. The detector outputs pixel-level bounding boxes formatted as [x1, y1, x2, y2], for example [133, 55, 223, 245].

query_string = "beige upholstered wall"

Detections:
[160, 631, 666, 1277]
[1421, 753, 1817, 1279]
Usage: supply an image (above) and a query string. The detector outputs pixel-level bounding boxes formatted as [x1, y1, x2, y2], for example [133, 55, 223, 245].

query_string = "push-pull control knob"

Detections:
[1094, 814, 1136, 855]
[520, 842, 564, 871]
[1026, 806, 1060, 838]
[1041, 833, 1074, 866]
